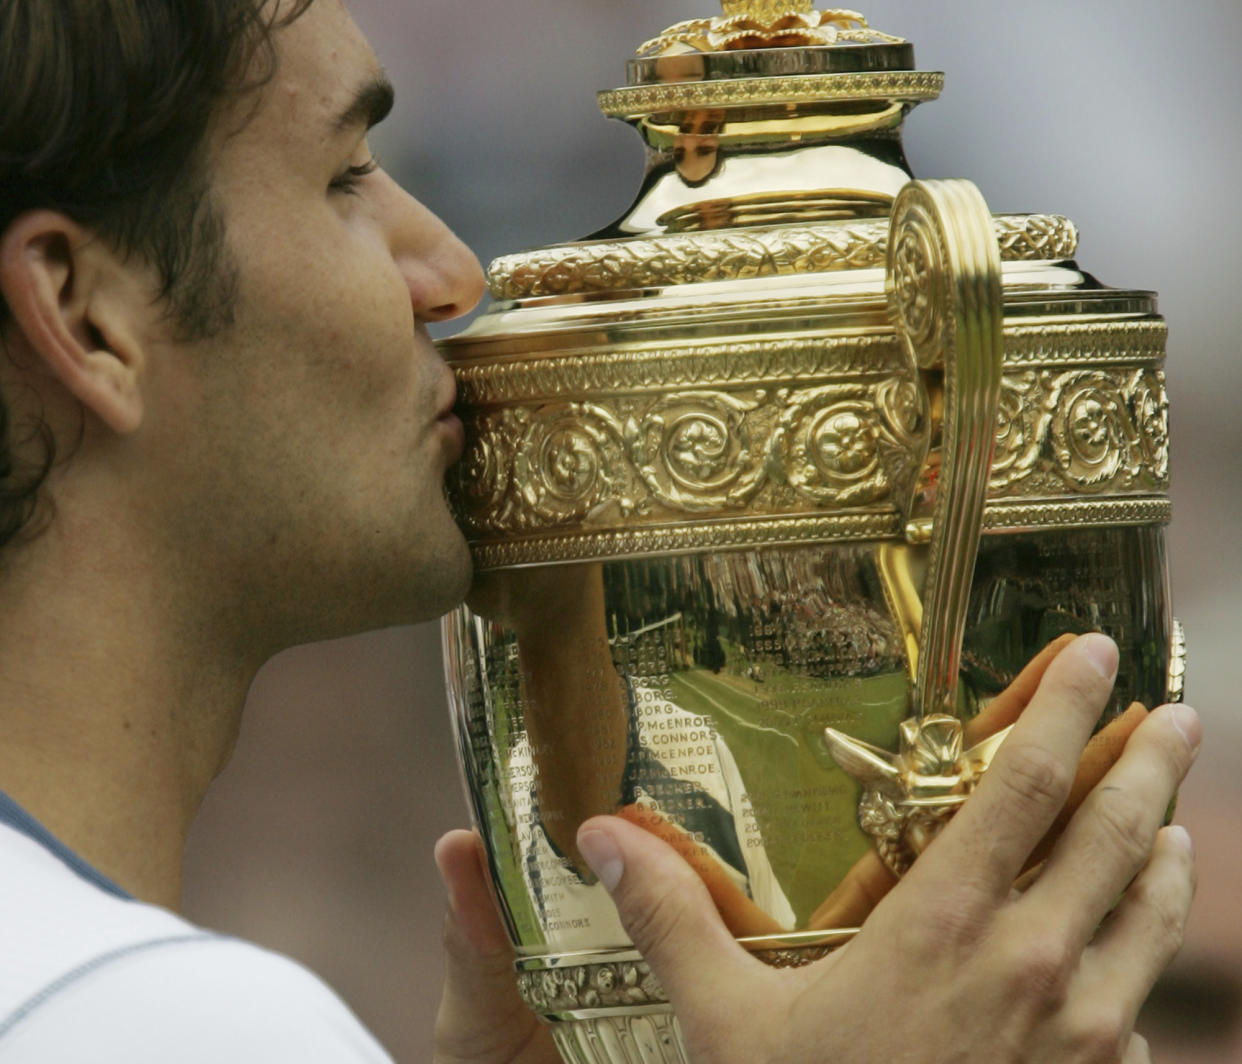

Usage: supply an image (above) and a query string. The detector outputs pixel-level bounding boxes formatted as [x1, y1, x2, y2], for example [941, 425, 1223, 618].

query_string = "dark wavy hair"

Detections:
[0, 0, 314, 548]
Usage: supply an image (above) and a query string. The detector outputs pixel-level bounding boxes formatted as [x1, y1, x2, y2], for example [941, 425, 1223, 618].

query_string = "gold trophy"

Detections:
[440, 5, 1181, 1060]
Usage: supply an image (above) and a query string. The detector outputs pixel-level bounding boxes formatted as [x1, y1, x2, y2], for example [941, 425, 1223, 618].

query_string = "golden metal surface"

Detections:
[638, 7, 903, 58]
[552, 1015, 689, 1064]
[453, 323, 1165, 404]
[487, 215, 1078, 301]
[824, 716, 1012, 875]
[598, 70, 944, 119]
[517, 954, 667, 1014]
[722, 0, 815, 12]
[439, 8, 1180, 1061]
[887, 180, 1004, 720]
[449, 357, 1168, 565]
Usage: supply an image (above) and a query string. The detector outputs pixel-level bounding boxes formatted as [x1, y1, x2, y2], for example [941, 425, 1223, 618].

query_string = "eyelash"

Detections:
[329, 155, 380, 195]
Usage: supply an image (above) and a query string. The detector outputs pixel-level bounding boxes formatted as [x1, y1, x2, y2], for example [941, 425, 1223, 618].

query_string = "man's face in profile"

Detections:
[149, 0, 484, 642]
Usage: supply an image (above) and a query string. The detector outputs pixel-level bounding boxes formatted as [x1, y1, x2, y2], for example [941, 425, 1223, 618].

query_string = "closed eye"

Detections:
[329, 155, 381, 196]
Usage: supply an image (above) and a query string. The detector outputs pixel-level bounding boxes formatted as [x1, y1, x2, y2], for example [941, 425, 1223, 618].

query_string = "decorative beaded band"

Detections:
[488, 214, 1078, 301]
[516, 937, 849, 1018]
[597, 71, 945, 119]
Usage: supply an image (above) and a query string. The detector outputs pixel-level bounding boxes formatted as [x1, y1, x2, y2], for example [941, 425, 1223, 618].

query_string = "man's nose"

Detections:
[386, 180, 486, 323]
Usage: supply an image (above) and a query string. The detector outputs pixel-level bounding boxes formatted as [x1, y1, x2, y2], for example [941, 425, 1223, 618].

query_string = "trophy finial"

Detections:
[720, 0, 815, 15]
[638, 6, 903, 58]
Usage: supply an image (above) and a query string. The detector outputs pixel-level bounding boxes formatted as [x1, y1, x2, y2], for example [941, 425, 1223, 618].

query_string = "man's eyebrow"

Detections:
[332, 73, 395, 135]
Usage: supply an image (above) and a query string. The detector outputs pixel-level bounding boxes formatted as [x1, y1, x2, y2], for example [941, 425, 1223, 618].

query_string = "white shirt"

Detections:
[0, 794, 393, 1062]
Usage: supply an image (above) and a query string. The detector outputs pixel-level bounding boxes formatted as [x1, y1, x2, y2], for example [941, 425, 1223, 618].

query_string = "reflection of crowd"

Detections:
[655, 549, 903, 681]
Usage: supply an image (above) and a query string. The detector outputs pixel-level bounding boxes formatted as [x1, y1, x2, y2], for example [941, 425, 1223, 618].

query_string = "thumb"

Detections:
[433, 830, 550, 1063]
[576, 815, 746, 1004]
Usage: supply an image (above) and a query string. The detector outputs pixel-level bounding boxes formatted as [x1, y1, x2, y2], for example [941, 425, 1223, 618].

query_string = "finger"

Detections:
[432, 831, 555, 1064]
[964, 633, 1077, 745]
[808, 850, 897, 929]
[614, 804, 784, 937]
[1023, 703, 1148, 872]
[576, 815, 750, 1004]
[1082, 825, 1196, 1026]
[1026, 705, 1199, 946]
[434, 829, 512, 957]
[916, 633, 1119, 897]
[1122, 1033, 1152, 1064]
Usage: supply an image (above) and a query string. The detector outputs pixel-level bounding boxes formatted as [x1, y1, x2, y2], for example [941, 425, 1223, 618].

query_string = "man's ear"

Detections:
[0, 211, 146, 435]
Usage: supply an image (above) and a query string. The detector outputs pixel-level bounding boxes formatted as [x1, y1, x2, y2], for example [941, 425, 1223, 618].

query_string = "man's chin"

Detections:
[405, 528, 474, 625]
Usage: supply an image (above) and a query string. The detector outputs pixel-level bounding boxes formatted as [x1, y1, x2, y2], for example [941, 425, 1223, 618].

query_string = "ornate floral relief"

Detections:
[768, 384, 924, 507]
[891, 225, 936, 344]
[876, 377, 923, 441]
[452, 383, 922, 538]
[887, 194, 951, 372]
[1054, 378, 1128, 487]
[514, 404, 630, 524]
[987, 368, 1169, 498]
[1134, 372, 1170, 481]
[988, 372, 1049, 491]
[625, 391, 770, 512]
[518, 958, 666, 1014]
[455, 411, 512, 516]
[450, 364, 1167, 549]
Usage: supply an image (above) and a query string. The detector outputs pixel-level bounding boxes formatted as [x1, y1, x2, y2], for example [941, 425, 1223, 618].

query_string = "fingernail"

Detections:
[1168, 703, 1202, 754]
[578, 829, 624, 892]
[1081, 633, 1119, 680]
[1166, 824, 1194, 858]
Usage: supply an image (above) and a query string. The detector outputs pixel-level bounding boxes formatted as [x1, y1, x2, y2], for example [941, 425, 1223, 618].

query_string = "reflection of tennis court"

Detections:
[668, 665, 907, 923]
[674, 670, 796, 746]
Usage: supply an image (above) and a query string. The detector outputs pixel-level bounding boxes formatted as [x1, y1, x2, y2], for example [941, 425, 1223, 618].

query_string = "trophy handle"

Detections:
[886, 179, 1004, 720]
[824, 181, 1005, 877]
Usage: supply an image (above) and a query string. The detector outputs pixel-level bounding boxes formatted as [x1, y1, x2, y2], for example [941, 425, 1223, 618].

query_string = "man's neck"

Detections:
[0, 512, 262, 910]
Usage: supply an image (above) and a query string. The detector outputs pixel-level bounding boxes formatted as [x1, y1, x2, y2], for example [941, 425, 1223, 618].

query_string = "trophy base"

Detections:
[519, 933, 856, 1064]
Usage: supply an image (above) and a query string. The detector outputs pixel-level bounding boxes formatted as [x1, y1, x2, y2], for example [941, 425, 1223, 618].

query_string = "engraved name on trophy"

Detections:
[440, 5, 1181, 1061]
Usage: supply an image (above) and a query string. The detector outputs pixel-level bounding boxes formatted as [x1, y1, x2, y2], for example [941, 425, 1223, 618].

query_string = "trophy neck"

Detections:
[593, 16, 938, 237]
[600, 104, 918, 238]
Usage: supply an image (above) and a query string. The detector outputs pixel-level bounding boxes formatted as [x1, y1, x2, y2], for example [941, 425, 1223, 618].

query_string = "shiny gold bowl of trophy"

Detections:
[440, 4, 1182, 1061]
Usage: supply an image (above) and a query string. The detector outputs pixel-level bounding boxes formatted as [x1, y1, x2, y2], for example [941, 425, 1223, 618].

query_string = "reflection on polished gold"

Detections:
[439, 5, 1178, 1059]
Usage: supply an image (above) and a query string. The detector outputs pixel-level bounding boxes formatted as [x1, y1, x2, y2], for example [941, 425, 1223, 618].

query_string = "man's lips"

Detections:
[438, 409, 466, 461]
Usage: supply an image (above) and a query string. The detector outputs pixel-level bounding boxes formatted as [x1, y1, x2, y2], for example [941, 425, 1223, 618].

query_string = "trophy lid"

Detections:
[608, 4, 935, 117]
[472, 2, 1088, 307]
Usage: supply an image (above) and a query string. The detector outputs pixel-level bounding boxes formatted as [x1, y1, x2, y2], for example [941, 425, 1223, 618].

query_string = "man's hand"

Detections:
[432, 831, 560, 1064]
[576, 634, 1199, 1063]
